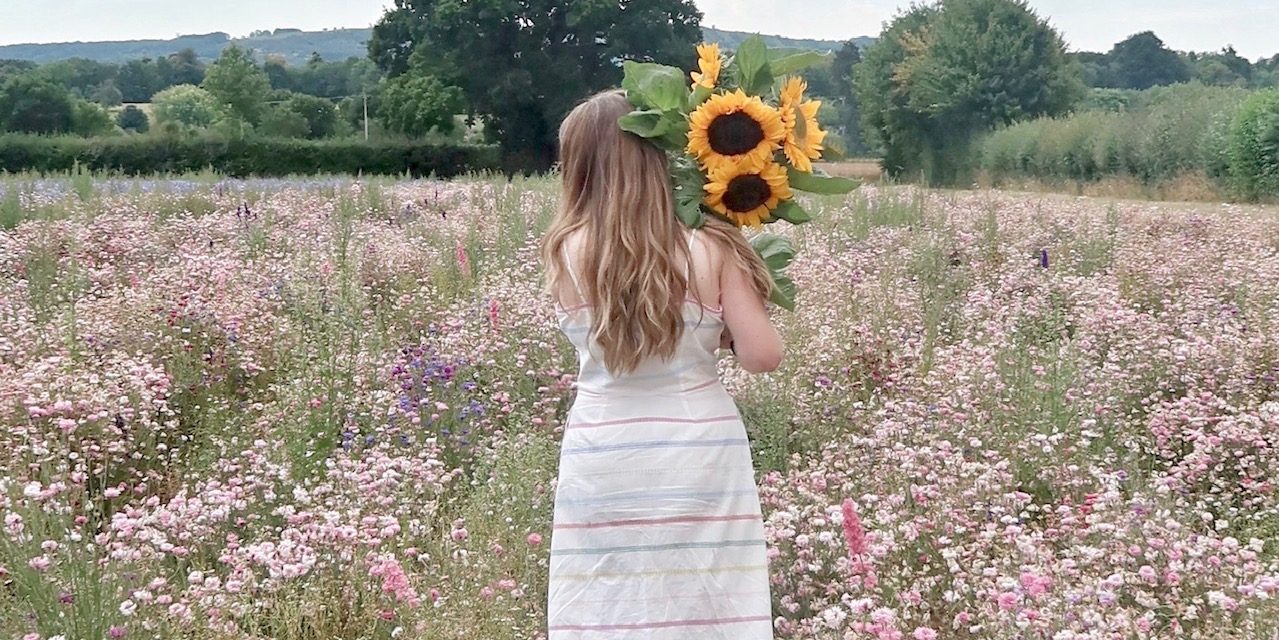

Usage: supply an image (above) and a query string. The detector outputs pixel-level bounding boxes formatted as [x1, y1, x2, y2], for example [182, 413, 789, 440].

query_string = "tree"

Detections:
[202, 44, 271, 125]
[282, 93, 340, 138]
[829, 40, 862, 99]
[1195, 59, 1244, 87]
[70, 100, 115, 136]
[0, 76, 75, 134]
[164, 48, 206, 86]
[117, 58, 163, 102]
[1073, 51, 1117, 88]
[369, 0, 703, 170]
[117, 105, 150, 133]
[0, 60, 37, 83]
[855, 0, 1084, 183]
[152, 84, 223, 133]
[90, 80, 124, 107]
[35, 58, 115, 97]
[1109, 32, 1190, 90]
[377, 73, 463, 137]
[259, 105, 312, 138]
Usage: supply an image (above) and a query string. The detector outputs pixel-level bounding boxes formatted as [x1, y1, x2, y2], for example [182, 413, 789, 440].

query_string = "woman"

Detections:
[541, 88, 783, 639]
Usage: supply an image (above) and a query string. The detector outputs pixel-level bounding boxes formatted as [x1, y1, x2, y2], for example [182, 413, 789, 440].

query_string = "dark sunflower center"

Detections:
[707, 111, 765, 156]
[722, 174, 771, 212]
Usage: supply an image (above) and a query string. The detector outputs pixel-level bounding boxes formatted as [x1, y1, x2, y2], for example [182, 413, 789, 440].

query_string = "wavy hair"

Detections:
[542, 89, 772, 374]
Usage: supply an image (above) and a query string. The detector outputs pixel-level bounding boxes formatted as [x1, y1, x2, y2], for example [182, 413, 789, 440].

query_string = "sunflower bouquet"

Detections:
[618, 36, 857, 310]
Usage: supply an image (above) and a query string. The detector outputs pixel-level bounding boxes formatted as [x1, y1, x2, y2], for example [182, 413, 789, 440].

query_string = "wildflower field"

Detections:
[1, 173, 1278, 639]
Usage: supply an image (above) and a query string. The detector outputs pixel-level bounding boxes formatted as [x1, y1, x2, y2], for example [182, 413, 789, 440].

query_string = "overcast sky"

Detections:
[2, 0, 1276, 59]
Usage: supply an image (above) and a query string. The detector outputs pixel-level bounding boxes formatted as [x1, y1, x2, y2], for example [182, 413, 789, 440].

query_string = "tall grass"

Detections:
[979, 84, 1258, 197]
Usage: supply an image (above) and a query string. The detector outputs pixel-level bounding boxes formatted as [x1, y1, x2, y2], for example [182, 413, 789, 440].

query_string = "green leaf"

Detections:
[769, 50, 828, 76]
[732, 36, 772, 95]
[671, 160, 707, 228]
[751, 233, 795, 271]
[689, 84, 713, 111]
[621, 61, 689, 112]
[769, 199, 813, 224]
[618, 110, 667, 138]
[787, 166, 859, 194]
[619, 109, 687, 152]
[769, 273, 797, 311]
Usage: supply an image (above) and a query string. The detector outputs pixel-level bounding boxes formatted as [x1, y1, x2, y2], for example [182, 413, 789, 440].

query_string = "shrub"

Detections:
[978, 84, 1260, 195]
[0, 134, 500, 177]
[1227, 90, 1279, 199]
[116, 106, 150, 133]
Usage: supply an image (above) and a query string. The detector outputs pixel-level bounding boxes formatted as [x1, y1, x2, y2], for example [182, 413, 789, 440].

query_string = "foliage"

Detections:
[0, 133, 499, 177]
[1109, 32, 1191, 90]
[279, 93, 342, 139]
[0, 75, 75, 134]
[264, 55, 382, 99]
[855, 0, 1084, 184]
[1083, 88, 1136, 113]
[201, 44, 272, 126]
[151, 84, 223, 133]
[116, 105, 150, 133]
[89, 80, 124, 107]
[979, 84, 1261, 195]
[69, 100, 116, 137]
[258, 105, 312, 139]
[370, 0, 704, 171]
[377, 73, 465, 138]
[1228, 89, 1279, 199]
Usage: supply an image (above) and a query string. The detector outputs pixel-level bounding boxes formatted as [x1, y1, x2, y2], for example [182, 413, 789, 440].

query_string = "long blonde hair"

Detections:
[542, 89, 772, 374]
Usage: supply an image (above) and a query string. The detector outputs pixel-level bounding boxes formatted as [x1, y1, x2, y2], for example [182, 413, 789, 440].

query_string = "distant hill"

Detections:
[704, 28, 873, 54]
[0, 27, 874, 66]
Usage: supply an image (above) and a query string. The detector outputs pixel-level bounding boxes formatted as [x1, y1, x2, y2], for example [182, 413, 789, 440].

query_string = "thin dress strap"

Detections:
[561, 244, 586, 303]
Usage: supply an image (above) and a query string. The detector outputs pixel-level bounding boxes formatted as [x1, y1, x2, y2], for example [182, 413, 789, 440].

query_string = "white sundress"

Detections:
[546, 229, 775, 639]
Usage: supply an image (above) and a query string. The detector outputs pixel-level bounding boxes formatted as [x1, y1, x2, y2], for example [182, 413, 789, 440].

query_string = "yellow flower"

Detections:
[704, 160, 793, 229]
[778, 76, 828, 172]
[690, 42, 722, 90]
[687, 89, 786, 174]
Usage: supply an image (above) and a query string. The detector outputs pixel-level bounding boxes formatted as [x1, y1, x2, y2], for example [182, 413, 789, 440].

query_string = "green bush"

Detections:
[0, 134, 500, 177]
[978, 84, 1265, 195]
[1228, 90, 1279, 199]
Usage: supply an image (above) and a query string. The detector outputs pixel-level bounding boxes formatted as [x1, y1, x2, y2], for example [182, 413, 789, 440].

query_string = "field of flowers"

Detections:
[1, 173, 1278, 639]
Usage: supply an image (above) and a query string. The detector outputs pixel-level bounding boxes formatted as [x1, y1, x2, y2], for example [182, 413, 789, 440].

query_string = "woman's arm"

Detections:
[719, 253, 783, 373]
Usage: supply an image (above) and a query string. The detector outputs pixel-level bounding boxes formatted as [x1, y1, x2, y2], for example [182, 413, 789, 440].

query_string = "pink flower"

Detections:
[841, 498, 866, 558]
[527, 532, 543, 546]
[997, 591, 1021, 611]
[455, 240, 471, 278]
[912, 628, 938, 640]
[370, 558, 421, 608]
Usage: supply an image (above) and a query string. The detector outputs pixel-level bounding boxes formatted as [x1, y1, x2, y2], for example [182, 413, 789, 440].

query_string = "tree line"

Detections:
[1, 0, 1276, 186]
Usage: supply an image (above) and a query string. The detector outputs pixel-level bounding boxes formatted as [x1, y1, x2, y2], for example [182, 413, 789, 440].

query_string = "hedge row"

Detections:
[978, 84, 1279, 198]
[0, 134, 502, 178]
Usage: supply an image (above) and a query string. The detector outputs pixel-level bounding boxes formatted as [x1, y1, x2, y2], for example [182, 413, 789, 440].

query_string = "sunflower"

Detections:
[690, 42, 722, 90]
[687, 89, 786, 174]
[778, 76, 828, 173]
[704, 160, 793, 228]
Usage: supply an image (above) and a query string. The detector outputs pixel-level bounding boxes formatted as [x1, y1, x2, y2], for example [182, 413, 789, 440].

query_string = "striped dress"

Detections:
[546, 230, 774, 639]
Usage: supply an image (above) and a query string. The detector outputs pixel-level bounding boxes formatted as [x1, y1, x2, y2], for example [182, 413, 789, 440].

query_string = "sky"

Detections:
[1, 0, 1276, 59]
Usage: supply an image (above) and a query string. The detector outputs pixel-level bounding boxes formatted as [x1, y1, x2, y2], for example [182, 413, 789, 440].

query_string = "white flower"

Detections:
[119, 599, 137, 616]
